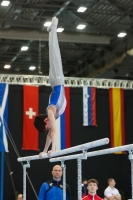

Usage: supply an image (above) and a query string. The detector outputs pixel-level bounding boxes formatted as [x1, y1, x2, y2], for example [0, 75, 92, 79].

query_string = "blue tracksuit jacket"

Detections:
[38, 179, 71, 200]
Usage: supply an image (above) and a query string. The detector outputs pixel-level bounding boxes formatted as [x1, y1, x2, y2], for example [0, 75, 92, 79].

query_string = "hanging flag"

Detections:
[22, 85, 39, 150]
[56, 87, 70, 150]
[0, 83, 8, 152]
[83, 87, 96, 126]
[109, 88, 125, 153]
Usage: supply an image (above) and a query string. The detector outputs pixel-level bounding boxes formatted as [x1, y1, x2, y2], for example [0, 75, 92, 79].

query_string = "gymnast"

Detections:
[34, 16, 66, 157]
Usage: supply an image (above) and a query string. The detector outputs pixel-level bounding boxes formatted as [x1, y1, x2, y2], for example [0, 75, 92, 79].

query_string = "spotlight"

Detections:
[117, 32, 127, 37]
[57, 28, 64, 32]
[44, 22, 51, 27]
[77, 7, 87, 12]
[77, 24, 86, 29]
[29, 66, 36, 70]
[4, 64, 11, 69]
[21, 46, 28, 51]
[1, 1, 10, 6]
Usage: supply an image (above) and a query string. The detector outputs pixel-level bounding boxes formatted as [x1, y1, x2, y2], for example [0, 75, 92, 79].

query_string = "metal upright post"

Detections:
[23, 161, 30, 200]
[77, 157, 82, 200]
[128, 150, 133, 200]
[61, 161, 66, 200]
[77, 149, 87, 200]
[0, 119, 4, 200]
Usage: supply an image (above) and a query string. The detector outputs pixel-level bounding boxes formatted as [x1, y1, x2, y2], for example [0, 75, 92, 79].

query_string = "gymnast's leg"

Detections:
[48, 16, 64, 87]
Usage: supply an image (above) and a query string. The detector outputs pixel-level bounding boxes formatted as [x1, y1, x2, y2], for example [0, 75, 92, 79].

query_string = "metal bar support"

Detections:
[23, 161, 30, 200]
[128, 149, 133, 200]
[61, 161, 66, 200]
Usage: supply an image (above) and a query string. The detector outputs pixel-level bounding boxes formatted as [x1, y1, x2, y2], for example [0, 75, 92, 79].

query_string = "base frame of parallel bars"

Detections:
[77, 149, 87, 200]
[23, 161, 30, 200]
[61, 161, 66, 200]
[128, 149, 133, 200]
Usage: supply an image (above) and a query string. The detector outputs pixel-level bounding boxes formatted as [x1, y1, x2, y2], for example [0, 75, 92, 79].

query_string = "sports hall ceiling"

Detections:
[0, 0, 133, 79]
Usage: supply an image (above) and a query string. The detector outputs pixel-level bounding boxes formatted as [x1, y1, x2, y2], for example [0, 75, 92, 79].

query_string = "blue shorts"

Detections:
[46, 85, 66, 119]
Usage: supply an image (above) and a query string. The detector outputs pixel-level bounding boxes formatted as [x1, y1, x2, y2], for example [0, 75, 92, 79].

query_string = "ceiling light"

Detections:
[29, 66, 36, 70]
[1, 1, 10, 6]
[77, 7, 87, 12]
[4, 65, 11, 69]
[21, 46, 28, 51]
[77, 24, 86, 29]
[117, 32, 127, 37]
[44, 22, 52, 27]
[57, 28, 64, 33]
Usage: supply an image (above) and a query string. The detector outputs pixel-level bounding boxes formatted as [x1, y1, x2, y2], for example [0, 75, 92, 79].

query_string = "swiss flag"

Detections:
[22, 85, 39, 150]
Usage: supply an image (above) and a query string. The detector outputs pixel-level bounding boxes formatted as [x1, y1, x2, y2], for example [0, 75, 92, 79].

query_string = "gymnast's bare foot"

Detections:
[47, 150, 55, 157]
[39, 151, 47, 159]
[47, 16, 58, 32]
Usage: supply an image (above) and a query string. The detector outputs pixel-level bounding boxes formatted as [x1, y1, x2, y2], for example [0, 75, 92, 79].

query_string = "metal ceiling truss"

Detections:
[0, 0, 133, 79]
[0, 74, 133, 89]
[0, 29, 110, 44]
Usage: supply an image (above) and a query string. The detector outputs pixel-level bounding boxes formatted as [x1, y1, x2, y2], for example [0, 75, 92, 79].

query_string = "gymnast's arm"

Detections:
[47, 107, 56, 153]
[39, 107, 56, 157]
[43, 130, 52, 152]
[39, 130, 52, 157]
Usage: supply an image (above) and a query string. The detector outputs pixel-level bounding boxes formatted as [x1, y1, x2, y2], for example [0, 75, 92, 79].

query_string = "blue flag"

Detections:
[0, 84, 8, 152]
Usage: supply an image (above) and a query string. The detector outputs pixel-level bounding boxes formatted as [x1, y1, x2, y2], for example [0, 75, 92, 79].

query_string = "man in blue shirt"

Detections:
[38, 165, 71, 200]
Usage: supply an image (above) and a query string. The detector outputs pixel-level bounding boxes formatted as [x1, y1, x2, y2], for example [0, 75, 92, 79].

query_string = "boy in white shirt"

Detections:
[104, 178, 121, 200]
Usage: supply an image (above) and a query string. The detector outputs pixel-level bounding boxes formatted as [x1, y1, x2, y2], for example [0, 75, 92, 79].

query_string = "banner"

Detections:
[22, 85, 39, 150]
[83, 87, 96, 126]
[0, 84, 8, 152]
[56, 87, 71, 150]
[109, 88, 125, 153]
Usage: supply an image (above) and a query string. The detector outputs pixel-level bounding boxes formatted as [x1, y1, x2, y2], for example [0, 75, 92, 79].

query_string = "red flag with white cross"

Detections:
[22, 85, 39, 150]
